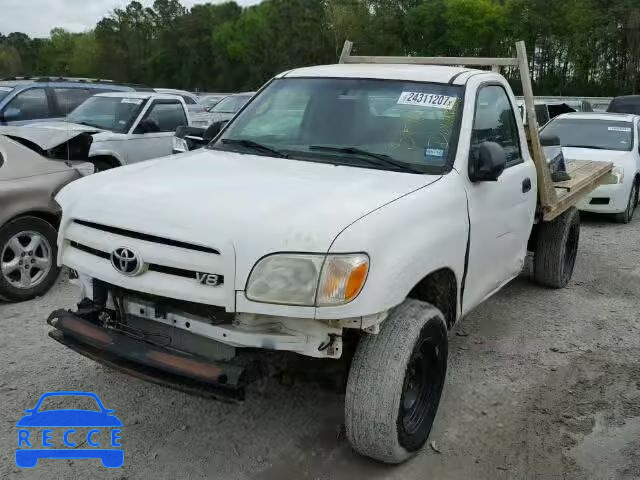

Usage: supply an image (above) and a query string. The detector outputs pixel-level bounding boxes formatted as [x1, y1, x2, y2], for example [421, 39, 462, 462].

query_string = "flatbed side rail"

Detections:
[338, 40, 613, 222]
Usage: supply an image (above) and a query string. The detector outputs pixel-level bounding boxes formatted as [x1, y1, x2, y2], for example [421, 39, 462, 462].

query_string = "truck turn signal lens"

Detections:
[317, 254, 369, 306]
[345, 262, 369, 301]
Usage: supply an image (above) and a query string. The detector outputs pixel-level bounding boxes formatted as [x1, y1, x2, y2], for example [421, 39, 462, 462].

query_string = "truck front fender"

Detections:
[89, 147, 126, 167]
[316, 173, 469, 321]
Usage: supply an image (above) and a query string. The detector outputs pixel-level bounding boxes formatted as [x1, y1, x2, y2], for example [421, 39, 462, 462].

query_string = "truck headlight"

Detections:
[246, 253, 369, 306]
[172, 136, 189, 154]
[605, 166, 624, 184]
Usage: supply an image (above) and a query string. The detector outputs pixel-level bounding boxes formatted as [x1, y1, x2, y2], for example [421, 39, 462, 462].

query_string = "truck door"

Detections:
[462, 84, 537, 313]
[126, 100, 188, 163]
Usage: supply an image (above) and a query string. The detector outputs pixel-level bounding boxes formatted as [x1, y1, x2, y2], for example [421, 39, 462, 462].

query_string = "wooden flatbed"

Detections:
[339, 40, 613, 223]
[547, 160, 613, 220]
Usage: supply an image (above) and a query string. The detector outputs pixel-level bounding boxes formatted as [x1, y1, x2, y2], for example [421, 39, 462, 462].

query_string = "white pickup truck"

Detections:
[28, 92, 189, 171]
[47, 42, 611, 464]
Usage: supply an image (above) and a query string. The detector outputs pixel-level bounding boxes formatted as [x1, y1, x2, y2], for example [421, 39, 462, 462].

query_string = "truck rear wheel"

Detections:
[533, 207, 580, 288]
[344, 299, 448, 464]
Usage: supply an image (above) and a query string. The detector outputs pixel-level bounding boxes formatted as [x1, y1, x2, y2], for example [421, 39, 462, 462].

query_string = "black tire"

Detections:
[614, 181, 638, 224]
[533, 207, 580, 289]
[345, 299, 448, 464]
[0, 216, 60, 302]
[92, 158, 117, 173]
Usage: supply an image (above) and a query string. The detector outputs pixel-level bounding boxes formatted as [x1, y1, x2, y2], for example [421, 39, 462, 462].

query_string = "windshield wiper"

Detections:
[221, 138, 288, 158]
[308, 145, 423, 174]
[562, 145, 610, 150]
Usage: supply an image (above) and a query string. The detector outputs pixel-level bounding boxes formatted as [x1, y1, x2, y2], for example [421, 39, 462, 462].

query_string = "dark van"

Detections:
[607, 95, 640, 115]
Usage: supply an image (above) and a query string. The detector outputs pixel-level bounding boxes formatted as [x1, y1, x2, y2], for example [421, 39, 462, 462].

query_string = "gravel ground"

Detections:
[1, 213, 640, 480]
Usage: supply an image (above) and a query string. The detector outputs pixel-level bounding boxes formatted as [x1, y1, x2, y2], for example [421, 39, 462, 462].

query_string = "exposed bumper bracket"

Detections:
[47, 309, 245, 402]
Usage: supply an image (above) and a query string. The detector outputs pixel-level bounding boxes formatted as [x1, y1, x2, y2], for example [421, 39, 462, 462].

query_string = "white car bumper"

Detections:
[578, 183, 629, 214]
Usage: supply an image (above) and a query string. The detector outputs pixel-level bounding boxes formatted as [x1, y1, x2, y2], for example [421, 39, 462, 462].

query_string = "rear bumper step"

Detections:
[47, 309, 245, 402]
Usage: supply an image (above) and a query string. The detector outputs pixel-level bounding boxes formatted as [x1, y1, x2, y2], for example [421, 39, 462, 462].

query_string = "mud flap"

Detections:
[47, 309, 245, 402]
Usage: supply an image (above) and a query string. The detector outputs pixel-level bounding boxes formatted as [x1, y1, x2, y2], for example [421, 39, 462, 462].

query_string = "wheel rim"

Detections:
[1, 231, 52, 290]
[399, 325, 446, 450]
[562, 220, 579, 285]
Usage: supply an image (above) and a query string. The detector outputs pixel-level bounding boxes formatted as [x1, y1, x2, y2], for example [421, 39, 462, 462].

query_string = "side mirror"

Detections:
[174, 125, 190, 138]
[540, 134, 561, 147]
[203, 120, 228, 141]
[134, 118, 161, 134]
[469, 141, 507, 182]
[2, 107, 21, 122]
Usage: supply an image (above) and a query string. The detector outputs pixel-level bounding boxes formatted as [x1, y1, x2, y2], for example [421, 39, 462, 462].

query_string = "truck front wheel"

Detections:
[534, 206, 580, 288]
[344, 299, 448, 464]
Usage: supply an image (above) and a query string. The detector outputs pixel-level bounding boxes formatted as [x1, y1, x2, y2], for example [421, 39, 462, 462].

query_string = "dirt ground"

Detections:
[1, 213, 639, 480]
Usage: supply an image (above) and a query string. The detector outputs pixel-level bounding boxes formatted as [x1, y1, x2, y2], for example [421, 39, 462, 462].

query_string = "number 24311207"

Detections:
[397, 92, 457, 110]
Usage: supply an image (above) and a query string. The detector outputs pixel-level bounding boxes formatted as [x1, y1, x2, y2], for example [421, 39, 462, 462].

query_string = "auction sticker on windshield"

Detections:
[121, 98, 143, 105]
[397, 92, 457, 109]
[608, 126, 631, 132]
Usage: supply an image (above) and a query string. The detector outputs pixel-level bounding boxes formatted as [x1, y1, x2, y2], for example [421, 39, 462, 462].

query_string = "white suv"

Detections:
[29, 92, 190, 171]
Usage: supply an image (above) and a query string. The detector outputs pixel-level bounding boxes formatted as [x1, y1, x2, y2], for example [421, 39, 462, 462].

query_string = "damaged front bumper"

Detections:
[47, 309, 246, 402]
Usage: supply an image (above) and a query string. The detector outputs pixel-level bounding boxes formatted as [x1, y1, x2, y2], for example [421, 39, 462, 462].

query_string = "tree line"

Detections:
[0, 0, 638, 96]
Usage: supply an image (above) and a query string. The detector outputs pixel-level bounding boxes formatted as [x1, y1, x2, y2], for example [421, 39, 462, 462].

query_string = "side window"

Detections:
[181, 95, 196, 105]
[141, 102, 187, 132]
[54, 88, 93, 115]
[534, 104, 550, 126]
[472, 85, 522, 167]
[5, 88, 50, 121]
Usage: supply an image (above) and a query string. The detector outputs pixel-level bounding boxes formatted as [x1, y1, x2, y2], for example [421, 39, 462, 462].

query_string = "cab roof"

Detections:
[280, 63, 483, 85]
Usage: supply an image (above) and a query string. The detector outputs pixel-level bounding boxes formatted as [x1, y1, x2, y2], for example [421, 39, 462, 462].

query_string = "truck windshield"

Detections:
[67, 96, 146, 133]
[542, 118, 634, 152]
[212, 95, 252, 113]
[213, 78, 463, 174]
[0, 86, 13, 102]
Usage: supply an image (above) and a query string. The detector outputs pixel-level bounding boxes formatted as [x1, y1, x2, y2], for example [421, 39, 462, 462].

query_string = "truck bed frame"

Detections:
[339, 40, 612, 222]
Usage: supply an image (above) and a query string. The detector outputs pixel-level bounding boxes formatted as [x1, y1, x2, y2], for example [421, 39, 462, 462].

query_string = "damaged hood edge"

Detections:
[0, 125, 97, 151]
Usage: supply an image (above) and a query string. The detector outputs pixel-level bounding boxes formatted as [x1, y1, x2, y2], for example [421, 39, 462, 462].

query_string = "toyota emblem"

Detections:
[110, 247, 145, 277]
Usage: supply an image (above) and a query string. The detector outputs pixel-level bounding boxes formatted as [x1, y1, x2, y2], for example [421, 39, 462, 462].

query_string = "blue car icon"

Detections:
[16, 391, 123, 468]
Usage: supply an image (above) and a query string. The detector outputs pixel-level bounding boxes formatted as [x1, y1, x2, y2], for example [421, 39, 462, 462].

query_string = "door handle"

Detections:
[522, 177, 532, 193]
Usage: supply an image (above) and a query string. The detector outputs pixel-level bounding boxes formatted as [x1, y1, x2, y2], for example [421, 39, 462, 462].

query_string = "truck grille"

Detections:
[73, 219, 219, 255]
[62, 218, 233, 308]
[70, 241, 224, 284]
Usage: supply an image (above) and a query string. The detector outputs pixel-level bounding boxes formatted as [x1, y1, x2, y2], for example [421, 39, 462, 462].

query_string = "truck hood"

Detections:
[57, 149, 440, 283]
[0, 126, 94, 170]
[27, 121, 106, 134]
[0, 125, 94, 151]
[26, 121, 115, 145]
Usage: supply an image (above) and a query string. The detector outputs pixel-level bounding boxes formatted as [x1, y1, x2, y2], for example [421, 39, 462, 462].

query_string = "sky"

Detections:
[0, 0, 261, 38]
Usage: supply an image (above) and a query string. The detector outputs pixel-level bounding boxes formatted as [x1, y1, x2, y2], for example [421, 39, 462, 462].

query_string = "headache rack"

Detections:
[339, 40, 612, 222]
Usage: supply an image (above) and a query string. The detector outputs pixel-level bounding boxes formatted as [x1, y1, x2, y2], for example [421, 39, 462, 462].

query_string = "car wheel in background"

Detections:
[0, 217, 60, 302]
[92, 159, 115, 173]
[614, 181, 638, 224]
